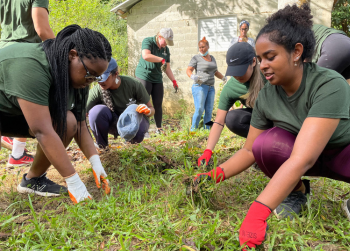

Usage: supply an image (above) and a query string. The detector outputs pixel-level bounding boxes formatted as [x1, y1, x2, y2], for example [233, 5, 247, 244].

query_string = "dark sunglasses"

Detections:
[80, 57, 102, 82]
[241, 28, 249, 31]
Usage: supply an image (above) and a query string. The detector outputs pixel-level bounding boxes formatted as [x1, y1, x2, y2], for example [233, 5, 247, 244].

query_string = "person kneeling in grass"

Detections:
[193, 4, 350, 250]
[0, 24, 111, 204]
[86, 58, 155, 148]
[197, 42, 267, 167]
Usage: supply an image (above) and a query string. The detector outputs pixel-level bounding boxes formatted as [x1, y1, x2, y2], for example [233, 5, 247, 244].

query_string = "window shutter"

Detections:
[199, 16, 237, 52]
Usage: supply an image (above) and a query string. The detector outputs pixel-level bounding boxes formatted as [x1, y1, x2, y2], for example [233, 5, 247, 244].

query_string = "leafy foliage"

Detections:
[49, 0, 128, 73]
[331, 0, 350, 36]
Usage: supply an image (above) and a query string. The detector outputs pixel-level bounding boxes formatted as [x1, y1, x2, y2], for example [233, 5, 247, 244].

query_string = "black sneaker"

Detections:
[342, 199, 350, 221]
[274, 179, 310, 220]
[17, 173, 68, 197]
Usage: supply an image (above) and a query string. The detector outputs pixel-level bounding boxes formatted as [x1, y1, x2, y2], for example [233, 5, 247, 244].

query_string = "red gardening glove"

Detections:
[172, 80, 178, 93]
[194, 166, 225, 185]
[198, 149, 213, 167]
[239, 201, 271, 250]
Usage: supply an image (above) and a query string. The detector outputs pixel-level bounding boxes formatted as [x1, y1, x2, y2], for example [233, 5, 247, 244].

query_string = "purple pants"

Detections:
[89, 105, 149, 148]
[252, 127, 350, 191]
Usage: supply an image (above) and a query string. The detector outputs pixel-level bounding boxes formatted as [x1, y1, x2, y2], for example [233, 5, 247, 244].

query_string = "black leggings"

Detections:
[225, 108, 252, 138]
[137, 78, 164, 128]
[317, 33, 350, 80]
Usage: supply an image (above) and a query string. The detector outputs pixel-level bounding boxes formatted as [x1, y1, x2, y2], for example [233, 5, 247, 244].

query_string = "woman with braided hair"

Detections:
[0, 24, 112, 204]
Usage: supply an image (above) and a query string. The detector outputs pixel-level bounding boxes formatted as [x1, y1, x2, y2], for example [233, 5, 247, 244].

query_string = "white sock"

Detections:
[12, 140, 26, 158]
[65, 173, 91, 203]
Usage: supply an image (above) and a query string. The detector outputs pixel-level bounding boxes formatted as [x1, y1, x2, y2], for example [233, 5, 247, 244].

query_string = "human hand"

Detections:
[161, 59, 167, 73]
[89, 155, 110, 194]
[136, 104, 151, 116]
[66, 173, 92, 205]
[190, 74, 203, 84]
[194, 166, 225, 185]
[239, 201, 271, 250]
[197, 149, 212, 167]
[222, 76, 227, 84]
[172, 80, 178, 93]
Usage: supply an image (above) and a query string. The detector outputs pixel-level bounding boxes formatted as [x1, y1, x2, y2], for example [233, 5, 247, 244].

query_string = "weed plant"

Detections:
[1, 116, 350, 250]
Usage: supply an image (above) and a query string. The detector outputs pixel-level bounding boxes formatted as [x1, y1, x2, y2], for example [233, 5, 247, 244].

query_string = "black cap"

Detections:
[226, 42, 256, 77]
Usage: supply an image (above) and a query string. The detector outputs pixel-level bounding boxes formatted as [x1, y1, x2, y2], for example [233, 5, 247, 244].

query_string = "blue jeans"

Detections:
[191, 84, 215, 130]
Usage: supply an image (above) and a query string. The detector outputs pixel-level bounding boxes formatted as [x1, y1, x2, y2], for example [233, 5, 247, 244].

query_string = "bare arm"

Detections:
[206, 109, 228, 151]
[256, 117, 340, 209]
[142, 49, 163, 63]
[32, 7, 55, 41]
[165, 62, 175, 81]
[186, 66, 195, 78]
[214, 71, 224, 80]
[75, 121, 98, 160]
[219, 126, 266, 178]
[18, 98, 75, 177]
[146, 101, 155, 117]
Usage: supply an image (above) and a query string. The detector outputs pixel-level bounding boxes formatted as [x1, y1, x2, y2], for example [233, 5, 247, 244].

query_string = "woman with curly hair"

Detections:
[192, 4, 350, 249]
[0, 25, 111, 204]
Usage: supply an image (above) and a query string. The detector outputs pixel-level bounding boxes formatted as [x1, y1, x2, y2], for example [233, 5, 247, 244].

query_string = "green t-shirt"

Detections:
[312, 24, 347, 63]
[251, 63, 350, 149]
[86, 75, 151, 117]
[218, 73, 269, 111]
[0, 0, 49, 48]
[0, 43, 87, 121]
[135, 36, 170, 83]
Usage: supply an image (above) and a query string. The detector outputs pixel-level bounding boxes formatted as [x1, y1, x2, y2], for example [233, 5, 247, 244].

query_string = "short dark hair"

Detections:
[110, 66, 118, 76]
[256, 3, 315, 62]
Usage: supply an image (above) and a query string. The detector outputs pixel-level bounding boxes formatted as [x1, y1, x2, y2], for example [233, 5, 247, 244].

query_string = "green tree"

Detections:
[49, 0, 128, 73]
[332, 0, 350, 36]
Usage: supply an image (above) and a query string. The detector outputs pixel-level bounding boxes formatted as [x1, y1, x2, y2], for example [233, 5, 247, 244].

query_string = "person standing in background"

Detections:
[230, 20, 255, 49]
[0, 0, 55, 166]
[186, 37, 227, 131]
[135, 28, 178, 135]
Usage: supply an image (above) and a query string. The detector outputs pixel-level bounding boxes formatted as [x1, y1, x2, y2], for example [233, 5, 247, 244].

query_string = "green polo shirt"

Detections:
[312, 24, 347, 63]
[0, 43, 87, 121]
[135, 36, 171, 83]
[251, 63, 350, 149]
[86, 75, 150, 118]
[0, 0, 49, 48]
[218, 73, 269, 110]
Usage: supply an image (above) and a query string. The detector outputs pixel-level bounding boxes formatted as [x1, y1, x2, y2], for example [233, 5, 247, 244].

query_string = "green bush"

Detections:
[49, 0, 128, 73]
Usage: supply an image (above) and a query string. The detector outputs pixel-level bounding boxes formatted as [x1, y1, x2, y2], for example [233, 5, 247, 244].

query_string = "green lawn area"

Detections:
[1, 116, 350, 250]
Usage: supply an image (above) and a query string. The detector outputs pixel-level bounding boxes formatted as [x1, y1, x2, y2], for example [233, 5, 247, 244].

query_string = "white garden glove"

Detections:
[222, 76, 227, 84]
[136, 104, 152, 116]
[191, 74, 203, 84]
[89, 155, 110, 194]
[65, 173, 92, 205]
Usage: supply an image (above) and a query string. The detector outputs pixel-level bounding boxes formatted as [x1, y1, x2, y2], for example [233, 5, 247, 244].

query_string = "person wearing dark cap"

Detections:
[87, 58, 155, 148]
[135, 28, 178, 134]
[197, 42, 267, 166]
[186, 37, 227, 131]
[230, 20, 255, 49]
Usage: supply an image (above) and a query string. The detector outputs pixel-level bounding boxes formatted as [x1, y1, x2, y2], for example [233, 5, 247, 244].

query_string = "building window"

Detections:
[198, 16, 237, 52]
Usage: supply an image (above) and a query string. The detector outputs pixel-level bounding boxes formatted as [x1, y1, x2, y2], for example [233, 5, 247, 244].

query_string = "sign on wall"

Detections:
[198, 16, 237, 52]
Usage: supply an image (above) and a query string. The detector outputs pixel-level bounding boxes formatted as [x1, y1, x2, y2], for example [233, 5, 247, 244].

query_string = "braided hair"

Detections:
[41, 24, 112, 139]
[256, 3, 315, 62]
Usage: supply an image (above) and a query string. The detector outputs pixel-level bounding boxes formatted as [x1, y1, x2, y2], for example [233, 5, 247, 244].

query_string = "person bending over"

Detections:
[0, 25, 111, 204]
[197, 42, 267, 166]
[87, 58, 155, 148]
[192, 4, 350, 250]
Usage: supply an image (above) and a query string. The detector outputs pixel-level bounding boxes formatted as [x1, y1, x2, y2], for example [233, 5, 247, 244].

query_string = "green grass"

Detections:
[1, 116, 350, 250]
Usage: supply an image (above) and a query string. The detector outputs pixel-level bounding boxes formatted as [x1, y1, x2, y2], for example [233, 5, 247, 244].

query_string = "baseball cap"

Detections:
[225, 42, 256, 77]
[159, 28, 174, 46]
[99, 58, 118, 83]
